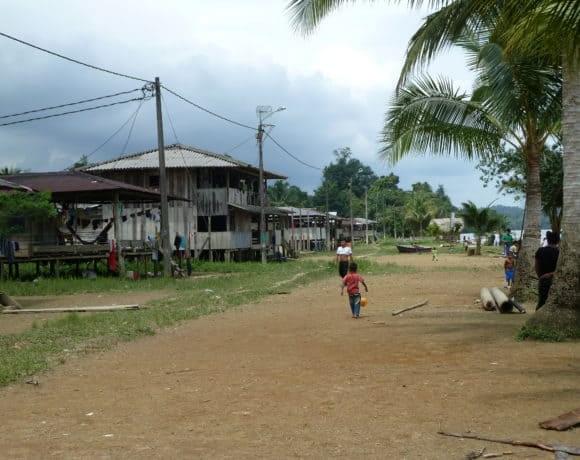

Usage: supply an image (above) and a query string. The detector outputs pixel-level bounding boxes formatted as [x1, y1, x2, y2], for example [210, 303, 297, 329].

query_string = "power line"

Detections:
[161, 85, 257, 131]
[223, 133, 256, 155]
[0, 31, 151, 83]
[0, 96, 150, 127]
[121, 98, 145, 155]
[265, 132, 322, 171]
[84, 98, 148, 163]
[0, 88, 144, 120]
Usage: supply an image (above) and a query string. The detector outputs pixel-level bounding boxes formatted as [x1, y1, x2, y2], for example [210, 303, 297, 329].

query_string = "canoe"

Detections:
[396, 245, 432, 254]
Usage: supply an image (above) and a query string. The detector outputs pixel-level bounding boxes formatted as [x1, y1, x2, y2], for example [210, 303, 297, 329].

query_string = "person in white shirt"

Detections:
[336, 239, 353, 278]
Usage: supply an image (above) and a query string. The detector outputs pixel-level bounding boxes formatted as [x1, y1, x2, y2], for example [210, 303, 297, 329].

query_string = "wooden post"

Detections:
[225, 170, 231, 262]
[113, 191, 125, 277]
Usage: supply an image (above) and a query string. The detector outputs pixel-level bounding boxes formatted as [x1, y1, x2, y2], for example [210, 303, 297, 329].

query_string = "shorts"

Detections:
[505, 269, 515, 283]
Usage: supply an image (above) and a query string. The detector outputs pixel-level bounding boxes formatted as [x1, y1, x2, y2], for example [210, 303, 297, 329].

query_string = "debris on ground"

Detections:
[540, 408, 580, 432]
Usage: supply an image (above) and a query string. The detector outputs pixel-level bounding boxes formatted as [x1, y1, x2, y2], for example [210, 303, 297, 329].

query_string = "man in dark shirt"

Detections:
[534, 231, 560, 310]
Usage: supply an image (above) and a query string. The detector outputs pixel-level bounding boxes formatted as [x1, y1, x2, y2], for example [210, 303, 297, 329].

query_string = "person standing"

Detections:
[501, 229, 514, 256]
[534, 231, 560, 310]
[336, 239, 352, 278]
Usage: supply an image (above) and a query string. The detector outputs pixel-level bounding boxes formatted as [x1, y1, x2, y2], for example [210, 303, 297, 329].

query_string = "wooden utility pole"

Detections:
[325, 186, 331, 251]
[349, 179, 354, 244]
[154, 77, 171, 277]
[257, 124, 267, 264]
[365, 187, 369, 244]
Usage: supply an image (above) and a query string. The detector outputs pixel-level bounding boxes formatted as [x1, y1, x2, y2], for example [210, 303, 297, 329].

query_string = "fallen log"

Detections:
[438, 431, 580, 456]
[0, 292, 22, 309]
[480, 288, 497, 311]
[392, 300, 429, 316]
[540, 408, 580, 431]
[2, 305, 141, 314]
[489, 288, 514, 313]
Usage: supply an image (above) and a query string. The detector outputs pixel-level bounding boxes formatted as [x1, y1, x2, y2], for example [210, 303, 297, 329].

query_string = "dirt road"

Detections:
[0, 255, 578, 458]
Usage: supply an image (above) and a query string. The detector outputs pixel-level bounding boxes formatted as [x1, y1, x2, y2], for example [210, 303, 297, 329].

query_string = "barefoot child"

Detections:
[341, 262, 368, 319]
[504, 253, 515, 289]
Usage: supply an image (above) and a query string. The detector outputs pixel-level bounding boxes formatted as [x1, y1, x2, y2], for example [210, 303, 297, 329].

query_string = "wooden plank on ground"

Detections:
[540, 409, 580, 431]
[2, 305, 141, 314]
[392, 300, 429, 316]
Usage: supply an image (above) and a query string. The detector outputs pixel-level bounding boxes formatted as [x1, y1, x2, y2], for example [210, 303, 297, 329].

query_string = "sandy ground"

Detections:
[0, 254, 578, 459]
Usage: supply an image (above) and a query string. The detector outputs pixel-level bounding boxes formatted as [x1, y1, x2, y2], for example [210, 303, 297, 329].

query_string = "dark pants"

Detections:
[349, 293, 361, 317]
[338, 261, 349, 278]
[537, 276, 553, 310]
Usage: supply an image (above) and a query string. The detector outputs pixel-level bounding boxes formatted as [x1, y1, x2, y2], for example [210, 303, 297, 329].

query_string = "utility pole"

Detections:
[365, 187, 369, 244]
[325, 185, 331, 251]
[154, 77, 171, 277]
[256, 105, 286, 264]
[257, 122, 267, 264]
[349, 178, 354, 244]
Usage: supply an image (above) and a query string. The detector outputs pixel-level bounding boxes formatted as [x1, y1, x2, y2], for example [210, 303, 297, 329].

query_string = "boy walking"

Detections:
[504, 253, 515, 289]
[341, 262, 368, 319]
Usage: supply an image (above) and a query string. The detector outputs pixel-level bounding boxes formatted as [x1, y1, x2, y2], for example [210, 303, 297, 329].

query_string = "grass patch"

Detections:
[517, 325, 569, 342]
[0, 260, 333, 386]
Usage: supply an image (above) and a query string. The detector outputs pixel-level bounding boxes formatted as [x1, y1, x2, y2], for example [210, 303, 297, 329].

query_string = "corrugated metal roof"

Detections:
[0, 178, 34, 192]
[3, 171, 186, 203]
[86, 143, 286, 179]
[278, 206, 328, 218]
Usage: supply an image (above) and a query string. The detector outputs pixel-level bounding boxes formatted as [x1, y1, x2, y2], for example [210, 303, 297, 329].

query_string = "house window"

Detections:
[149, 175, 160, 188]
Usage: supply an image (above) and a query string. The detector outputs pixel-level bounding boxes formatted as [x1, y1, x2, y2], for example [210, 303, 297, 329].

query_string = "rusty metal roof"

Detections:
[0, 178, 34, 192]
[85, 143, 286, 180]
[2, 171, 184, 203]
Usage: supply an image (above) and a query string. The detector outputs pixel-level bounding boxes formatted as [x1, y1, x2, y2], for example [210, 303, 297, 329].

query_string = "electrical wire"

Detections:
[0, 88, 143, 120]
[223, 133, 256, 155]
[161, 85, 257, 131]
[121, 98, 145, 155]
[0, 96, 149, 127]
[264, 132, 322, 171]
[160, 92, 181, 145]
[65, 97, 148, 169]
[0, 31, 151, 83]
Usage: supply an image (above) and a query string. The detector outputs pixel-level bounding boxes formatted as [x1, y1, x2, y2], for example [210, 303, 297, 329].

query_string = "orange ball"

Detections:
[361, 297, 368, 307]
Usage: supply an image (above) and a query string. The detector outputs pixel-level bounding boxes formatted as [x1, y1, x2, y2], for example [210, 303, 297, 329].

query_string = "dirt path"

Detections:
[0, 257, 578, 459]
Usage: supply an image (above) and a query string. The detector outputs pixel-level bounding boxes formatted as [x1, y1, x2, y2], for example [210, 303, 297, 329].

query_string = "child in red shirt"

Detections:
[341, 262, 368, 319]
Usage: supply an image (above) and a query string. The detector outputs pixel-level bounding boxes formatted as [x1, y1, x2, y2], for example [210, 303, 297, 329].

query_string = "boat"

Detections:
[396, 244, 432, 254]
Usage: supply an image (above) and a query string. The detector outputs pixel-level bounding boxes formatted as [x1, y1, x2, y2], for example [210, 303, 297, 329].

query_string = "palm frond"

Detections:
[286, 0, 451, 35]
[381, 75, 505, 164]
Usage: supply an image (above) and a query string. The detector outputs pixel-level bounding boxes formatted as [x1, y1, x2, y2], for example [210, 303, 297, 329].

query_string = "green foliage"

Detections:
[267, 180, 312, 207]
[459, 201, 502, 253]
[0, 191, 56, 235]
[478, 142, 563, 232]
[517, 325, 568, 342]
[0, 166, 23, 175]
[426, 222, 441, 237]
[405, 191, 438, 236]
[312, 147, 377, 216]
[71, 154, 89, 170]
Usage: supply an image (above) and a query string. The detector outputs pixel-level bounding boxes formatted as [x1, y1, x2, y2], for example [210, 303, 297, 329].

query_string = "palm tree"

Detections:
[404, 191, 437, 236]
[459, 201, 501, 255]
[383, 29, 560, 299]
[287, 0, 579, 337]
[0, 166, 23, 176]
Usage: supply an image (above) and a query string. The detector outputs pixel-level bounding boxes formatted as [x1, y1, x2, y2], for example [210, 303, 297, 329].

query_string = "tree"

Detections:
[367, 174, 408, 237]
[459, 201, 502, 255]
[382, 30, 560, 299]
[71, 154, 89, 170]
[288, 0, 579, 337]
[313, 147, 377, 216]
[405, 191, 437, 236]
[0, 191, 56, 236]
[267, 180, 312, 207]
[478, 142, 563, 234]
[0, 167, 23, 176]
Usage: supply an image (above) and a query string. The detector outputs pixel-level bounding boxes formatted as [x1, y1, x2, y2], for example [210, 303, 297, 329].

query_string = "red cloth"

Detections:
[343, 273, 364, 295]
[108, 240, 117, 273]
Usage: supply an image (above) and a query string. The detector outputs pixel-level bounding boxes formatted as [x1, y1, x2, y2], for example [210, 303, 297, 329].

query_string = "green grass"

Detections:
[0, 260, 334, 386]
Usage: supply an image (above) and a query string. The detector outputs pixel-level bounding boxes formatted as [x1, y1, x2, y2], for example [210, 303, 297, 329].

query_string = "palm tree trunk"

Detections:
[512, 144, 542, 299]
[525, 61, 580, 338]
[476, 235, 481, 256]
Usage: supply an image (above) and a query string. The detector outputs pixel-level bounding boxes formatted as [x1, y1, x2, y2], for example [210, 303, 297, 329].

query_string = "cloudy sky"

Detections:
[0, 0, 516, 207]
